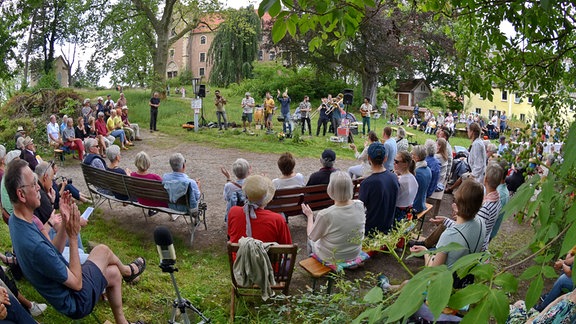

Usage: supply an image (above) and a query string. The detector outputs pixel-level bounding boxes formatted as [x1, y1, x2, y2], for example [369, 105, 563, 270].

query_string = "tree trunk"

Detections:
[362, 72, 379, 106]
[152, 29, 170, 95]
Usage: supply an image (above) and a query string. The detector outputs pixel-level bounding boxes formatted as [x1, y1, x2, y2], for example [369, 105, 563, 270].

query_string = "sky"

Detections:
[224, 0, 259, 9]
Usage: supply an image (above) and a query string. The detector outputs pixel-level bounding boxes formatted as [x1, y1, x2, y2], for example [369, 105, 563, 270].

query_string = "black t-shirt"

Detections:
[34, 187, 53, 224]
[150, 97, 160, 108]
[306, 167, 336, 186]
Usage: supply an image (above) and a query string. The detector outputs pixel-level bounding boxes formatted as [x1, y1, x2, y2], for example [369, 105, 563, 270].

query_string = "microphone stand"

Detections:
[160, 260, 210, 324]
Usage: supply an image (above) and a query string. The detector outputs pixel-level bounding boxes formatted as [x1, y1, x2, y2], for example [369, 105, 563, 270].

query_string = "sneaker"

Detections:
[378, 275, 391, 293]
[30, 301, 47, 317]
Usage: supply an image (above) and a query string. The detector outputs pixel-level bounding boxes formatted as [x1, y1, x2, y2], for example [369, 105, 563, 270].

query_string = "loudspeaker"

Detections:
[343, 89, 353, 105]
[198, 85, 206, 98]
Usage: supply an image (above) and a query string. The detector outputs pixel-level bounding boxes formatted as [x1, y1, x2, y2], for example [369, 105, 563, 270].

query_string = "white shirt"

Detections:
[396, 173, 418, 208]
[47, 122, 60, 142]
[241, 97, 255, 114]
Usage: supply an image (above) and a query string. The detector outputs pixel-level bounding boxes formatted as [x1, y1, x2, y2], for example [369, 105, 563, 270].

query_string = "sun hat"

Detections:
[83, 98, 91, 104]
[245, 92, 251, 96]
[22, 136, 34, 147]
[243, 175, 275, 206]
[16, 126, 24, 132]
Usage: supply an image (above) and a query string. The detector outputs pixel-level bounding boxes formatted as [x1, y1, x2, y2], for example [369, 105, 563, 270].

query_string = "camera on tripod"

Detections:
[154, 226, 210, 324]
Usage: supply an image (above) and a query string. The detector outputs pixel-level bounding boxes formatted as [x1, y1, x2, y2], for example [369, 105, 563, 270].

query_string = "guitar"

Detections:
[360, 108, 379, 117]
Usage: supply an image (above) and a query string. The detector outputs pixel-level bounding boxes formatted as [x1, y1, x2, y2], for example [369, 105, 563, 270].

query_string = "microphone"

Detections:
[154, 226, 176, 265]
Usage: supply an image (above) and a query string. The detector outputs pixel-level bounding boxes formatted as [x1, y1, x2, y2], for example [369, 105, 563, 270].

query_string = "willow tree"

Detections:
[208, 6, 261, 87]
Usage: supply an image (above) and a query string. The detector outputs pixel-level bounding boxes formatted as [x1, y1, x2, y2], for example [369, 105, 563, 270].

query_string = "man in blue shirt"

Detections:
[382, 126, 397, 172]
[162, 153, 201, 213]
[277, 89, 292, 134]
[6, 159, 145, 321]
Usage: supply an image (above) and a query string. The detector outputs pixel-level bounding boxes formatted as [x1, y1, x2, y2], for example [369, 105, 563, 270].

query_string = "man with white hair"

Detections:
[82, 138, 106, 170]
[47, 115, 64, 148]
[162, 153, 201, 213]
[241, 92, 255, 132]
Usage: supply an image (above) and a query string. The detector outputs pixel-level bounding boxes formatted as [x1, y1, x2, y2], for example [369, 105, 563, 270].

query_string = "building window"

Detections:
[528, 96, 533, 104]
[167, 71, 177, 78]
[269, 51, 276, 60]
[520, 113, 525, 122]
[421, 85, 425, 91]
[199, 52, 206, 62]
[199, 67, 205, 76]
[258, 50, 263, 61]
[169, 49, 175, 58]
[200, 35, 206, 45]
[514, 93, 521, 103]
[489, 109, 497, 118]
[501, 90, 508, 101]
[475, 108, 481, 115]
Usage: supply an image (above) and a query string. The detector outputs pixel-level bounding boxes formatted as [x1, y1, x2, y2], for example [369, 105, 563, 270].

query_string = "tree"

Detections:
[208, 7, 262, 87]
[259, 0, 576, 321]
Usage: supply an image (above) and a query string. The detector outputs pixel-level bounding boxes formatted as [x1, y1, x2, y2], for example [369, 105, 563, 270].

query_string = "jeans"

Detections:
[317, 118, 328, 136]
[110, 129, 125, 144]
[301, 117, 311, 135]
[536, 273, 574, 311]
[150, 108, 158, 130]
[362, 116, 371, 135]
[332, 116, 342, 135]
[1, 294, 35, 323]
[282, 113, 292, 133]
[216, 111, 228, 129]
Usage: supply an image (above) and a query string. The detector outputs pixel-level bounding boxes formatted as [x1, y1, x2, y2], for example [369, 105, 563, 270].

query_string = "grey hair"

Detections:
[16, 137, 25, 150]
[232, 158, 250, 179]
[0, 145, 5, 160]
[424, 139, 436, 156]
[412, 145, 427, 161]
[327, 171, 354, 202]
[134, 151, 151, 172]
[320, 158, 334, 168]
[169, 153, 186, 172]
[397, 127, 406, 139]
[5, 150, 21, 164]
[486, 143, 498, 154]
[106, 145, 121, 162]
[84, 138, 98, 152]
[34, 161, 53, 180]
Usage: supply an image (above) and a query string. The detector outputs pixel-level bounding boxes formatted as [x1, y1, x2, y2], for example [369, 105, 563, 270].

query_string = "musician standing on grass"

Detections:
[215, 90, 228, 131]
[360, 97, 373, 135]
[299, 96, 312, 136]
[277, 89, 292, 135]
[331, 94, 344, 135]
[263, 92, 275, 134]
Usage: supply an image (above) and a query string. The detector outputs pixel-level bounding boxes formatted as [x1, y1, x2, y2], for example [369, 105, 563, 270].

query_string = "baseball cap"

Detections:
[368, 142, 386, 160]
[322, 149, 336, 162]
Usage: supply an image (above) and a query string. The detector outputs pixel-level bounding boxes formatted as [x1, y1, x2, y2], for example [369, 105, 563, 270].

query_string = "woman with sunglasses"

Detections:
[393, 151, 418, 222]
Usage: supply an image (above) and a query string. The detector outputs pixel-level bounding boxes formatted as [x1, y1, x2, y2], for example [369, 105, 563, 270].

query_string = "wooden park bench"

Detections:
[80, 163, 207, 245]
[265, 178, 364, 218]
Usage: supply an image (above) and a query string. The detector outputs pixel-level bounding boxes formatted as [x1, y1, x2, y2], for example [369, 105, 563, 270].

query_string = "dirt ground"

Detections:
[59, 129, 534, 294]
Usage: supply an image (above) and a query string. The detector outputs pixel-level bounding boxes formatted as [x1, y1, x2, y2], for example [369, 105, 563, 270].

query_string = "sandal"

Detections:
[123, 257, 146, 283]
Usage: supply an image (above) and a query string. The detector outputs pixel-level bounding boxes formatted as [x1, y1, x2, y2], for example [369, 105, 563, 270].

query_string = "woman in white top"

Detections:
[435, 138, 449, 190]
[348, 131, 378, 179]
[272, 152, 306, 189]
[394, 151, 418, 221]
[302, 171, 366, 265]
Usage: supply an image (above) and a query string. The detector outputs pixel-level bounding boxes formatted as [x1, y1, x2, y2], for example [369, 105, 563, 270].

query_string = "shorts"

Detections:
[68, 260, 108, 319]
[242, 113, 253, 122]
[265, 112, 273, 122]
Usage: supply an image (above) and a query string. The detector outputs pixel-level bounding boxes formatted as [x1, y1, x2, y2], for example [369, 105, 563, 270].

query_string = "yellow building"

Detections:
[463, 88, 536, 122]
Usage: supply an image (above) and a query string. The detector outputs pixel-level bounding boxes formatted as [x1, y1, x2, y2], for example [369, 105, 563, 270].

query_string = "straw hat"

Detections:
[242, 175, 275, 206]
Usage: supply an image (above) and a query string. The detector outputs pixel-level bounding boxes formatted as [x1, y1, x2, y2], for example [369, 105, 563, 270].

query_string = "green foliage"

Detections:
[32, 72, 61, 91]
[209, 7, 262, 87]
[178, 69, 195, 85]
[419, 89, 448, 111]
[254, 274, 373, 322]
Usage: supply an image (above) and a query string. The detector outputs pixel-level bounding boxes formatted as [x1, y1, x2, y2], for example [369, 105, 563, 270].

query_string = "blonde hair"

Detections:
[134, 151, 151, 172]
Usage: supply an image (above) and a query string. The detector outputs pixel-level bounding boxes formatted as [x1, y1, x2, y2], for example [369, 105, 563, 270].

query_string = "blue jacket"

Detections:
[413, 164, 432, 213]
[425, 155, 441, 197]
[162, 172, 200, 211]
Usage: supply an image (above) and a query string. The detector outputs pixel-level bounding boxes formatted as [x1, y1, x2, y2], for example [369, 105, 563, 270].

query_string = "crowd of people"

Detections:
[0, 89, 570, 322]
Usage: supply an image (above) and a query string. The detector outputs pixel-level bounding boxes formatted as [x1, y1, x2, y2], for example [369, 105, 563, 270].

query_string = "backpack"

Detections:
[231, 182, 246, 207]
